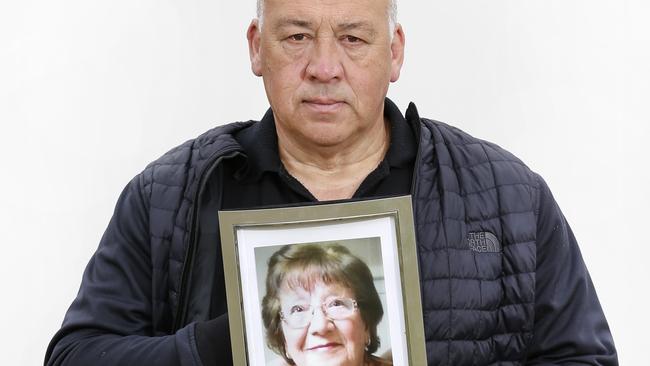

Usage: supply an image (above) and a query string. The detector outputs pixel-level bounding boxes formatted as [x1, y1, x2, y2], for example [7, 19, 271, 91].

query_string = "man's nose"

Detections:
[308, 306, 333, 334]
[305, 37, 343, 83]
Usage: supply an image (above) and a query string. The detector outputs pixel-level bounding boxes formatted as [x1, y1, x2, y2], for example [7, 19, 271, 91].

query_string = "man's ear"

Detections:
[247, 19, 263, 77]
[389, 24, 405, 83]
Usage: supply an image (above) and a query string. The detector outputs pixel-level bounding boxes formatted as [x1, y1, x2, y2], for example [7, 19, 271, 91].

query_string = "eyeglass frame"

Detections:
[279, 297, 359, 329]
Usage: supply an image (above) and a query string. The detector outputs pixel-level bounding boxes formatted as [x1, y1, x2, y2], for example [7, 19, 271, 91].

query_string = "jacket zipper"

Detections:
[173, 147, 243, 331]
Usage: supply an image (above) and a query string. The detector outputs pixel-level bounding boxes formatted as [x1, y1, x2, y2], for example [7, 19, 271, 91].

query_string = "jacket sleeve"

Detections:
[44, 174, 204, 366]
[525, 175, 617, 365]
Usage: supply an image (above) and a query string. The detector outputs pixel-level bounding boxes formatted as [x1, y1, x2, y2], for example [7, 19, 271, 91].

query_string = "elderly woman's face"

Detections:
[278, 280, 368, 366]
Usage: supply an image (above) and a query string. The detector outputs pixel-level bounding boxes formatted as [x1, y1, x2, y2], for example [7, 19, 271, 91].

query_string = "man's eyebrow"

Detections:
[336, 21, 377, 35]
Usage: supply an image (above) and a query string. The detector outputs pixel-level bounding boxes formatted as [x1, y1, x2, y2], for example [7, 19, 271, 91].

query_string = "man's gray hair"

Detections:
[256, 0, 398, 34]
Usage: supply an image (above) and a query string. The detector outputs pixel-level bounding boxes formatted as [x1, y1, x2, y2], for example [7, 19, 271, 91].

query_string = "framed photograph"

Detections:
[219, 195, 426, 366]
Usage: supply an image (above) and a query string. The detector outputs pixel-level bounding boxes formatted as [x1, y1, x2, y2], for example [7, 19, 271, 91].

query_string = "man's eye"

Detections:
[289, 34, 307, 42]
[343, 35, 362, 44]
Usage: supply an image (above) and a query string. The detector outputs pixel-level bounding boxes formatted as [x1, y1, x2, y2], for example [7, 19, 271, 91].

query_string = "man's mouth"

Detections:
[302, 98, 345, 112]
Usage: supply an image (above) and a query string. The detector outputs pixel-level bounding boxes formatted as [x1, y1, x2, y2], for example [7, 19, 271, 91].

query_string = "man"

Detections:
[45, 0, 618, 365]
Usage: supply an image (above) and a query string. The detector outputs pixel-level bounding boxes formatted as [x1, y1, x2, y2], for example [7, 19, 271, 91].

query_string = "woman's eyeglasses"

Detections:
[280, 297, 358, 329]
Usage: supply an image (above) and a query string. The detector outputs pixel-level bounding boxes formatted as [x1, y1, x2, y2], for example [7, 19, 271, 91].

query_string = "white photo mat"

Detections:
[237, 216, 408, 365]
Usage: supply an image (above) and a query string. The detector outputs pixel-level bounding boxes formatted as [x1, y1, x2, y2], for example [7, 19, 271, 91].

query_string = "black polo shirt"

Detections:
[220, 98, 418, 209]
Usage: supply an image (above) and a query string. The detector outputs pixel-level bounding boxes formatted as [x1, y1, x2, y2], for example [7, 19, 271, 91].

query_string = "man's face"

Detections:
[247, 0, 404, 149]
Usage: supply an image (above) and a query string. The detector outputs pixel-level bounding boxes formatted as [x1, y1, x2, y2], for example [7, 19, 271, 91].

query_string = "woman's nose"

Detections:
[308, 306, 333, 334]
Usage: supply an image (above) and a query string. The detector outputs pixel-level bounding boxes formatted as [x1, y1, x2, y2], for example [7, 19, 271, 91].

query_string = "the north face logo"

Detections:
[466, 231, 501, 253]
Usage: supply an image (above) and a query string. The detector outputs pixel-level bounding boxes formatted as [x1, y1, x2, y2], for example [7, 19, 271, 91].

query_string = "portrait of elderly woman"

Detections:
[261, 243, 392, 366]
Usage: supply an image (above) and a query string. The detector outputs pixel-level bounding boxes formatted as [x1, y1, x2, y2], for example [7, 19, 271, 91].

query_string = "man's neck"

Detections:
[277, 119, 390, 201]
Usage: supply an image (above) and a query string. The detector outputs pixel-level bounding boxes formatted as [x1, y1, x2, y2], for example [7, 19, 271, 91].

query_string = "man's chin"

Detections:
[300, 130, 351, 148]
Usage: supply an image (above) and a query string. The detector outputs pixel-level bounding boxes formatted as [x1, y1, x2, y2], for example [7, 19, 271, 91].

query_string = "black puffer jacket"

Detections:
[45, 103, 617, 365]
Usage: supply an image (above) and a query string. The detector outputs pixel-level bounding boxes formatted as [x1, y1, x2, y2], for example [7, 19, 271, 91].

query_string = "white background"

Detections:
[1, 1, 648, 364]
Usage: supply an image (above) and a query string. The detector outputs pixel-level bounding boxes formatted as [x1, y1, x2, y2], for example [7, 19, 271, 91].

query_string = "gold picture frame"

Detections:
[218, 195, 426, 365]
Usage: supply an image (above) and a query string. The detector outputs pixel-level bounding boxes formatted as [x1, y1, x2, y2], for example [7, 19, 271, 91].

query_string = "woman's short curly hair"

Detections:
[261, 243, 384, 364]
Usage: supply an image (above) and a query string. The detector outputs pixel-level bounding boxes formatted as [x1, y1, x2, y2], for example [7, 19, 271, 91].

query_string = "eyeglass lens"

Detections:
[281, 298, 357, 328]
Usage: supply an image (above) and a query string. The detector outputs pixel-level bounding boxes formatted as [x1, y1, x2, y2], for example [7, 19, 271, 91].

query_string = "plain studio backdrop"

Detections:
[1, 1, 648, 364]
